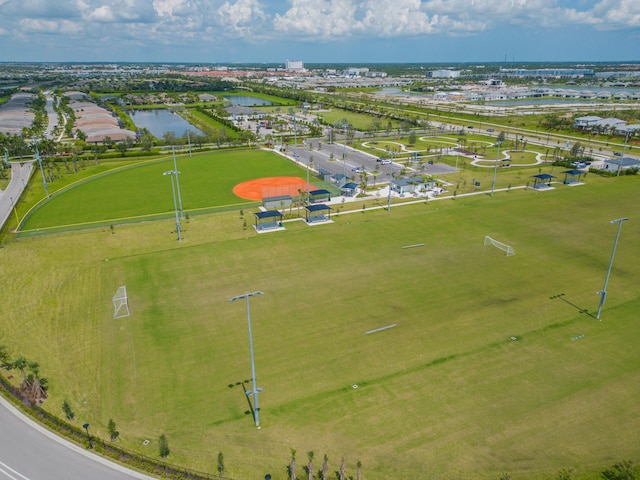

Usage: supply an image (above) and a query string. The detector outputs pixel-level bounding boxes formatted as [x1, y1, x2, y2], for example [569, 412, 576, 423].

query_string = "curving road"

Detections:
[0, 161, 33, 232]
[0, 396, 155, 480]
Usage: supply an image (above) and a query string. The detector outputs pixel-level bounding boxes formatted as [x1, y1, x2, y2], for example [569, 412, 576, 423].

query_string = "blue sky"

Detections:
[0, 0, 638, 64]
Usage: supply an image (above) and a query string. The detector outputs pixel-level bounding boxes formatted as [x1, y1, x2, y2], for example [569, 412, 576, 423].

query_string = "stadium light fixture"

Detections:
[163, 170, 182, 241]
[491, 141, 502, 197]
[171, 147, 184, 219]
[229, 291, 264, 428]
[596, 217, 628, 320]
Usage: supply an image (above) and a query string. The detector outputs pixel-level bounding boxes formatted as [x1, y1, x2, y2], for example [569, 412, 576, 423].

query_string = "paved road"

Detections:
[0, 161, 33, 232]
[0, 396, 155, 480]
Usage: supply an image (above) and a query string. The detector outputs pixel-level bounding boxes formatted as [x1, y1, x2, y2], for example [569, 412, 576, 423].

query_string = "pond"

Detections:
[223, 96, 273, 106]
[129, 109, 203, 139]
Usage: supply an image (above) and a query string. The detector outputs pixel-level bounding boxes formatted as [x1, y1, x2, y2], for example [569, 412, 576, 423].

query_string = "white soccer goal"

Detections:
[484, 236, 515, 256]
[112, 286, 130, 319]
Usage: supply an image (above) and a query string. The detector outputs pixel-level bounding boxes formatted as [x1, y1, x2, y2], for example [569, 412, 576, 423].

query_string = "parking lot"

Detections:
[285, 138, 457, 186]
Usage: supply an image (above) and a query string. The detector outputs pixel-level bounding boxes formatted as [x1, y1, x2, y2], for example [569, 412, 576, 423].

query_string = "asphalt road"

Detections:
[0, 396, 155, 480]
[0, 161, 33, 232]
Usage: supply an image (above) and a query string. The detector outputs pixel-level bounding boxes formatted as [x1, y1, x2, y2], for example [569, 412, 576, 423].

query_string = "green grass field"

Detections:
[20, 149, 312, 232]
[1, 171, 639, 479]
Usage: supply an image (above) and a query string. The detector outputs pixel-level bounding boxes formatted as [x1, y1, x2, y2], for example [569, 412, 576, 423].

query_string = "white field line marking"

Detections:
[365, 324, 397, 335]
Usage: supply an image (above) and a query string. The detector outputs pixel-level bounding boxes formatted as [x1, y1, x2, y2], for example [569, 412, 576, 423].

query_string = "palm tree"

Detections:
[307, 451, 314, 480]
[12, 356, 29, 388]
[289, 448, 297, 480]
[158, 433, 170, 459]
[217, 452, 225, 477]
[27, 361, 47, 401]
[0, 345, 10, 369]
[321, 454, 328, 480]
[339, 457, 345, 480]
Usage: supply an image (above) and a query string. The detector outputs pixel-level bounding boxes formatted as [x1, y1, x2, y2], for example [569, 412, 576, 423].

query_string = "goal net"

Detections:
[112, 286, 130, 319]
[484, 236, 515, 256]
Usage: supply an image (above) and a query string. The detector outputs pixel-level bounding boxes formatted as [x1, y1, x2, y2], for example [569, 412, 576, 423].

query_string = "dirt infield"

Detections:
[233, 176, 314, 201]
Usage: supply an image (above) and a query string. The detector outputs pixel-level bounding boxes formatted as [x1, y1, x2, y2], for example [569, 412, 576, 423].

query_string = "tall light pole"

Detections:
[292, 111, 297, 148]
[9, 197, 19, 224]
[491, 141, 502, 197]
[306, 143, 310, 204]
[171, 147, 184, 219]
[596, 217, 628, 320]
[229, 291, 264, 428]
[341, 120, 348, 178]
[617, 130, 631, 177]
[387, 163, 393, 212]
[33, 137, 49, 198]
[163, 170, 182, 241]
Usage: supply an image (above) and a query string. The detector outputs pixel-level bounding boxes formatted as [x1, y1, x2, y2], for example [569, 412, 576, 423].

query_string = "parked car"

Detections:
[377, 158, 391, 165]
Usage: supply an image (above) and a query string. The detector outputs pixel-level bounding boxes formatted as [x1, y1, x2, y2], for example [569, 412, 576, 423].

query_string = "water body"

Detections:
[223, 96, 273, 106]
[129, 109, 203, 139]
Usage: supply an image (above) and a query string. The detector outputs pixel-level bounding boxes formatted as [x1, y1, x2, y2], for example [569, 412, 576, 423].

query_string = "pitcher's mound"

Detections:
[233, 176, 313, 201]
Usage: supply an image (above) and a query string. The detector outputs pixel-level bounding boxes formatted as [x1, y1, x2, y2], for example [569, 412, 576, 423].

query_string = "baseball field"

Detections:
[1, 149, 639, 480]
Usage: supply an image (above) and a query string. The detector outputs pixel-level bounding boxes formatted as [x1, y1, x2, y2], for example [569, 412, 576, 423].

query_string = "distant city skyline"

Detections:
[0, 0, 638, 64]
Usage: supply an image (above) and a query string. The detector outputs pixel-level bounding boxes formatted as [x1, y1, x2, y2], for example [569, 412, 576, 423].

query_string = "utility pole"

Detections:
[596, 217, 628, 320]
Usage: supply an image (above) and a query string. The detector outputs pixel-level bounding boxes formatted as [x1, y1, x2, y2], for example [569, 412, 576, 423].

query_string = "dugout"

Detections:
[254, 210, 284, 232]
[263, 195, 292, 209]
[304, 204, 332, 224]
[561, 169, 585, 185]
[341, 182, 359, 197]
[308, 189, 331, 203]
[531, 173, 555, 190]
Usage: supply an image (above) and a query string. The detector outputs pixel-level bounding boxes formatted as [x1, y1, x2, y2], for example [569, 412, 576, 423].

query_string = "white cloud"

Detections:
[273, 0, 361, 37]
[153, 0, 206, 18]
[0, 0, 638, 61]
[83, 0, 158, 23]
[0, 0, 83, 18]
[589, 0, 640, 29]
[271, 0, 640, 40]
[217, 0, 268, 35]
[19, 18, 83, 33]
[360, 0, 438, 36]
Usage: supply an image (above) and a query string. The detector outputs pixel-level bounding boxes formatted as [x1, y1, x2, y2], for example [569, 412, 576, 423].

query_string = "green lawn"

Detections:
[2, 176, 639, 480]
[20, 149, 309, 231]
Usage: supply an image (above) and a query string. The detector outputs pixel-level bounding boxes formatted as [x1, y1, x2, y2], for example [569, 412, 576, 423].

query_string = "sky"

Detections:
[0, 0, 639, 64]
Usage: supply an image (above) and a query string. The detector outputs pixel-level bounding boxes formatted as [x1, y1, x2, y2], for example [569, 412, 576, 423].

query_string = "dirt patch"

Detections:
[233, 176, 314, 201]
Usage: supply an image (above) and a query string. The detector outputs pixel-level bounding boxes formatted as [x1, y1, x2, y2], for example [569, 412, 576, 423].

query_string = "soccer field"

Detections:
[2, 177, 639, 480]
